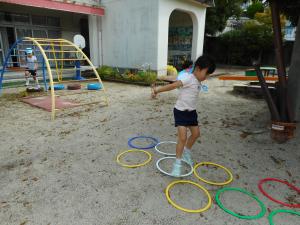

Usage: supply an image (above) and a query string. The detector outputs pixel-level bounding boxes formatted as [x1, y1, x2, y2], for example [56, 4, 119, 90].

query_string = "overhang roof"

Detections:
[0, 0, 105, 16]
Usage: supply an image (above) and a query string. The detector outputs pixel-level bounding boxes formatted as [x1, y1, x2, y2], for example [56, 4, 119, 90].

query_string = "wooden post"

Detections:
[254, 64, 280, 121]
[270, 0, 290, 122]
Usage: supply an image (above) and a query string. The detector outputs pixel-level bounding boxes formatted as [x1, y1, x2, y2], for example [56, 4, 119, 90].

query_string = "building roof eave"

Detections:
[0, 0, 105, 16]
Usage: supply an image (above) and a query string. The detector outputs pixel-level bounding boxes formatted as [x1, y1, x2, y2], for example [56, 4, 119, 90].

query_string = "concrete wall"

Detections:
[88, 15, 102, 67]
[157, 0, 207, 75]
[99, 0, 206, 75]
[100, 0, 159, 70]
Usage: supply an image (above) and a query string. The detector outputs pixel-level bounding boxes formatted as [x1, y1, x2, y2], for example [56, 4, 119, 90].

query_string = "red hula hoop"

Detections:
[258, 178, 300, 208]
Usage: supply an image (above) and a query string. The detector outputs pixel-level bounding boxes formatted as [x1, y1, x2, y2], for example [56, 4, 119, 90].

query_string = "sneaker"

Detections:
[183, 149, 193, 166]
[170, 160, 182, 177]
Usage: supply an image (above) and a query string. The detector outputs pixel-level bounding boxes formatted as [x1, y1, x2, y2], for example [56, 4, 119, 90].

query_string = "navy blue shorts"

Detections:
[173, 108, 198, 127]
[26, 68, 37, 76]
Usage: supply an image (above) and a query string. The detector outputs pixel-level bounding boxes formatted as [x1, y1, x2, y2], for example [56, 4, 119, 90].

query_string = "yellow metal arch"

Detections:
[23, 37, 108, 120]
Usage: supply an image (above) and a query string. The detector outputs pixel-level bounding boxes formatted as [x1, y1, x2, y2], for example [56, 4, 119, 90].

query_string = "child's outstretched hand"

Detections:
[151, 84, 157, 99]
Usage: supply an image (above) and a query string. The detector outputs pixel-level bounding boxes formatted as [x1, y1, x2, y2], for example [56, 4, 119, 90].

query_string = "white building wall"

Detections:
[101, 0, 159, 70]
[157, 0, 207, 76]
[98, 0, 207, 75]
[88, 15, 102, 67]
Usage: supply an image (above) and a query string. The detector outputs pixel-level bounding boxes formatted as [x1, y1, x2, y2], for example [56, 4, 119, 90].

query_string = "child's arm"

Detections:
[151, 80, 182, 98]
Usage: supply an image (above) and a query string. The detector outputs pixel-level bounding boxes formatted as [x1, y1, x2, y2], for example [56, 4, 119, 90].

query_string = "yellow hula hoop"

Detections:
[165, 180, 212, 213]
[116, 149, 152, 168]
[193, 162, 233, 186]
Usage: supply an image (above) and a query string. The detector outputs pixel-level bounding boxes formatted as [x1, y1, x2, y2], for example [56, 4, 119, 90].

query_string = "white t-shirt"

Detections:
[26, 56, 37, 70]
[175, 74, 201, 111]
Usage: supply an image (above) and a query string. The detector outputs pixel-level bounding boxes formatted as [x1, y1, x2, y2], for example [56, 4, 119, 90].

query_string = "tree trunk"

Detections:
[288, 17, 300, 122]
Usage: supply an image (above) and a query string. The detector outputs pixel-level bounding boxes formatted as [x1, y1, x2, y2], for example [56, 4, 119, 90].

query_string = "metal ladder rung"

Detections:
[47, 59, 86, 61]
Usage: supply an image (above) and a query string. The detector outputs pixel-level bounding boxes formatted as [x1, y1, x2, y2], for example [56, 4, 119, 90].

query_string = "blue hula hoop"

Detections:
[128, 136, 159, 150]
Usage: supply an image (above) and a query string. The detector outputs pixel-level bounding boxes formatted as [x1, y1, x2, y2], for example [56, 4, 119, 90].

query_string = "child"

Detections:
[24, 48, 40, 88]
[151, 55, 216, 177]
[177, 60, 193, 80]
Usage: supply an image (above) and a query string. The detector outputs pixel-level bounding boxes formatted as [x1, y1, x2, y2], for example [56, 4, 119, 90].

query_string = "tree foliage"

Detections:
[262, 0, 300, 25]
[246, 1, 264, 19]
[255, 7, 286, 29]
[278, 0, 299, 25]
[219, 21, 273, 65]
[205, 0, 243, 36]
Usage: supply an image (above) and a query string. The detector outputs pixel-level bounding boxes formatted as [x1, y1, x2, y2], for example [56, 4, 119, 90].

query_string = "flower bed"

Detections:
[97, 66, 157, 86]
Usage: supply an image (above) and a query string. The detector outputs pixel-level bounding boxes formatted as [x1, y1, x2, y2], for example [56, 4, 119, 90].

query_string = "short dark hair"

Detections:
[194, 55, 216, 74]
[181, 60, 193, 70]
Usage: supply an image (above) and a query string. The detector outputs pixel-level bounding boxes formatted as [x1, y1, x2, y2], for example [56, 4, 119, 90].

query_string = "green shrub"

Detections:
[97, 66, 157, 85]
[97, 66, 116, 79]
[219, 21, 273, 65]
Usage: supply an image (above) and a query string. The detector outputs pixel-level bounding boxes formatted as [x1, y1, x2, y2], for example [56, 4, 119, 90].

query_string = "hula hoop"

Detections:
[116, 149, 152, 168]
[193, 162, 233, 186]
[156, 156, 193, 178]
[52, 84, 65, 90]
[154, 141, 176, 156]
[268, 209, 300, 225]
[87, 83, 102, 90]
[128, 136, 159, 150]
[258, 178, 300, 208]
[165, 180, 212, 213]
[215, 187, 267, 220]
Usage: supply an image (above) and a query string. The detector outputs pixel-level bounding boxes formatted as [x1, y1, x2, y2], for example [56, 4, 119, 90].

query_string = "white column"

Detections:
[88, 15, 101, 67]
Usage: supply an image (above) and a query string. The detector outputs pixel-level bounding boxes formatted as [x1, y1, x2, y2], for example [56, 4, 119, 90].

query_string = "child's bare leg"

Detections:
[182, 126, 200, 166]
[186, 126, 200, 149]
[25, 71, 30, 86]
[176, 126, 187, 158]
[33, 75, 40, 88]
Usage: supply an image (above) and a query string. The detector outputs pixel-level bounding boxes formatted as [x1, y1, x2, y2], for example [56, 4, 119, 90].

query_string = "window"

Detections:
[47, 17, 60, 27]
[16, 28, 32, 39]
[0, 11, 12, 22]
[32, 15, 47, 26]
[48, 30, 61, 38]
[33, 29, 47, 38]
[12, 13, 30, 24]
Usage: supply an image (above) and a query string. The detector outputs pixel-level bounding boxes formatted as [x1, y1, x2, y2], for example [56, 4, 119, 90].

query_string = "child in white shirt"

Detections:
[151, 55, 216, 177]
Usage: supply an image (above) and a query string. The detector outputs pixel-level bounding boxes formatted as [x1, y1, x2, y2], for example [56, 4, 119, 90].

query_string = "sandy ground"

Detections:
[0, 77, 299, 225]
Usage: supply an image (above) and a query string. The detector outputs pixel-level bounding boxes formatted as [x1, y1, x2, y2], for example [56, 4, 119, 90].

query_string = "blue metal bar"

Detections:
[0, 38, 24, 94]
[42, 58, 48, 91]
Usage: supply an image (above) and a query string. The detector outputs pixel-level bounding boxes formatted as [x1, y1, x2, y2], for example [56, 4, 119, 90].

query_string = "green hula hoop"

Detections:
[269, 209, 300, 225]
[215, 187, 267, 220]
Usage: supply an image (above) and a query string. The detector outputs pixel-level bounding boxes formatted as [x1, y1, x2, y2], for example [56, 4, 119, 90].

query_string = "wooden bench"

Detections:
[218, 75, 278, 81]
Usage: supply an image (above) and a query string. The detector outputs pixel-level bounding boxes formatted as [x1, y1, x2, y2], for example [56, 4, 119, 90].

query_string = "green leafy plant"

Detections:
[97, 66, 157, 85]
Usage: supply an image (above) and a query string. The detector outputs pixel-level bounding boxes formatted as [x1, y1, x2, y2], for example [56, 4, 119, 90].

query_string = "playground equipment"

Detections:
[0, 37, 108, 119]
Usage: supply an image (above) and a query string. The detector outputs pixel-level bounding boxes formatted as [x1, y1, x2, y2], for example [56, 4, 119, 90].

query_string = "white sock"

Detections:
[25, 78, 29, 85]
[35, 79, 40, 88]
[175, 158, 182, 164]
[184, 147, 191, 154]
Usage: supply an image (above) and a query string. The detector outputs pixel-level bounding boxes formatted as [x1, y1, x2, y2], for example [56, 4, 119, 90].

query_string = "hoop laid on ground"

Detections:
[268, 209, 300, 225]
[215, 187, 267, 220]
[156, 156, 193, 178]
[53, 84, 65, 90]
[128, 136, 159, 150]
[67, 84, 81, 90]
[154, 141, 176, 156]
[165, 180, 212, 213]
[87, 83, 102, 90]
[116, 149, 152, 168]
[258, 177, 300, 208]
[193, 162, 233, 186]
